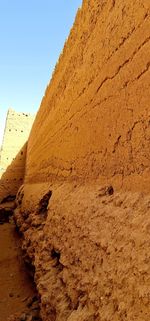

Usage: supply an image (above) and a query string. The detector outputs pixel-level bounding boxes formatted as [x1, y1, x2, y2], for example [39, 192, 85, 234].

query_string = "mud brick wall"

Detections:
[26, 0, 150, 192]
[13, 1, 150, 321]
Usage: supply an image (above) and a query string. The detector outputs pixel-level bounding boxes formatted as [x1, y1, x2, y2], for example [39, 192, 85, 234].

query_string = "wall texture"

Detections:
[14, 1, 150, 321]
[26, 0, 150, 192]
[0, 109, 34, 201]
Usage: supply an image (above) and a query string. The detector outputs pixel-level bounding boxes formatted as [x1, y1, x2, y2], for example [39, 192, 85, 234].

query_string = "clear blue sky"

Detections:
[0, 0, 82, 145]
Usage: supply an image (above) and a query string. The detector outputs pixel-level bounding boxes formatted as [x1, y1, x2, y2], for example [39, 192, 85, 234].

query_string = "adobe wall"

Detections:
[26, 0, 150, 192]
[0, 109, 35, 201]
[14, 1, 150, 321]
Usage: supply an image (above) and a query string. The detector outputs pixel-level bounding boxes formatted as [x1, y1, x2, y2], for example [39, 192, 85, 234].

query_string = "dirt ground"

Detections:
[0, 221, 36, 321]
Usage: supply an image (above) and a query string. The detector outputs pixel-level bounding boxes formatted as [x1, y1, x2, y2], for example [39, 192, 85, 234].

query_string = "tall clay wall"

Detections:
[26, 0, 150, 192]
[14, 1, 150, 321]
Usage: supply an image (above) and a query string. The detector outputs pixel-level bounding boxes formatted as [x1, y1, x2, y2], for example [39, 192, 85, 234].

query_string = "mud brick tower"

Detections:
[0, 108, 35, 177]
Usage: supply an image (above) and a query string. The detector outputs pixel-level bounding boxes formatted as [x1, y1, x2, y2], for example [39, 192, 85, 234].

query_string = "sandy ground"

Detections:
[0, 221, 35, 321]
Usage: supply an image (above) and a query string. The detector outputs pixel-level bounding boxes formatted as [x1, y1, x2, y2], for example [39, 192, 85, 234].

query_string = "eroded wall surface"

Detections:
[14, 1, 150, 321]
[26, 0, 150, 192]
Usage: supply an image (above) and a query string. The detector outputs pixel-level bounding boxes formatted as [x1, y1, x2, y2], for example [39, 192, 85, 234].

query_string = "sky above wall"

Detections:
[0, 0, 82, 146]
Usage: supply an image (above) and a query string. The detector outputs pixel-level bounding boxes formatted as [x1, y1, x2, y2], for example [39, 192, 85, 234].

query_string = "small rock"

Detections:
[9, 292, 14, 297]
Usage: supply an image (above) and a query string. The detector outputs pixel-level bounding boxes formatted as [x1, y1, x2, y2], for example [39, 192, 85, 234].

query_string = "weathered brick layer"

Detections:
[26, 0, 150, 192]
